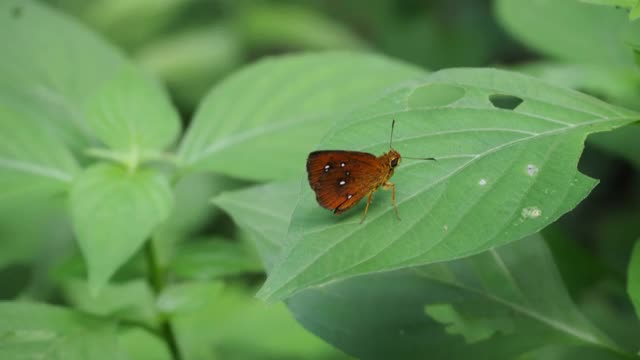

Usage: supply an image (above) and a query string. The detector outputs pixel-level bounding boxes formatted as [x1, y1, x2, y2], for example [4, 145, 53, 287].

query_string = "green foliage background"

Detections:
[1, 0, 639, 359]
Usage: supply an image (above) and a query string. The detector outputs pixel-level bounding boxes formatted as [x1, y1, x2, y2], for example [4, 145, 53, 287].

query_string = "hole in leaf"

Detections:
[489, 94, 523, 110]
[408, 84, 465, 108]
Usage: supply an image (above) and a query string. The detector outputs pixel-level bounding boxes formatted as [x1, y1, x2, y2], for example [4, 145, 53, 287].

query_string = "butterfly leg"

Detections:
[359, 192, 374, 224]
[383, 182, 400, 220]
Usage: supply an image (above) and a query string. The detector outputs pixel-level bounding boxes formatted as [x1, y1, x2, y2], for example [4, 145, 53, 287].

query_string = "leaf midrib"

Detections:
[0, 157, 73, 183]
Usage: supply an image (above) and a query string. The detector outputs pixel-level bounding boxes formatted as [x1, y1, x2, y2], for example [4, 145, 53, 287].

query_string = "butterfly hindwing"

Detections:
[306, 150, 385, 213]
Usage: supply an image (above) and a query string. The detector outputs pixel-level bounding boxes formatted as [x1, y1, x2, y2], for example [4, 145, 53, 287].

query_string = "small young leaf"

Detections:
[70, 163, 173, 293]
[178, 52, 426, 180]
[629, 239, 640, 319]
[85, 64, 181, 155]
[257, 68, 639, 302]
[0, 302, 120, 360]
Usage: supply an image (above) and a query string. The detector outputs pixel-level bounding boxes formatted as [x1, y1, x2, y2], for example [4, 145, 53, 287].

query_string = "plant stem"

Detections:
[145, 240, 182, 360]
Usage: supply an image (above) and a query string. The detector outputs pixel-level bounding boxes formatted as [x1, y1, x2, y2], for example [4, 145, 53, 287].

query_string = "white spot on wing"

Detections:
[347, 194, 353, 199]
[340, 162, 346, 167]
[339, 180, 346, 186]
[324, 164, 330, 172]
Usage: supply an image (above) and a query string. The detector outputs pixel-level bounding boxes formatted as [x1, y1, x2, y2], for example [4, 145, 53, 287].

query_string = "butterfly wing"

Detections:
[306, 150, 385, 214]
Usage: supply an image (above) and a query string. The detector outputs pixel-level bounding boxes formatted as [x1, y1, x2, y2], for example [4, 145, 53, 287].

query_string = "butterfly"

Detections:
[306, 120, 435, 223]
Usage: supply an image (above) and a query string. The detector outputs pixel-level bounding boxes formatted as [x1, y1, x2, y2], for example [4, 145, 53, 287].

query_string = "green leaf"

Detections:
[172, 285, 346, 360]
[70, 164, 173, 293]
[0, 102, 79, 203]
[516, 62, 640, 167]
[580, 0, 637, 8]
[496, 0, 640, 66]
[170, 239, 263, 280]
[257, 68, 639, 302]
[118, 328, 172, 360]
[516, 62, 640, 108]
[136, 26, 241, 109]
[631, 1, 640, 20]
[0, 301, 121, 360]
[81, 0, 184, 51]
[156, 281, 224, 315]
[235, 3, 365, 50]
[579, 0, 640, 20]
[0, 201, 71, 270]
[629, 239, 640, 319]
[85, 64, 181, 157]
[0, 0, 127, 151]
[215, 183, 628, 358]
[212, 181, 300, 270]
[61, 278, 157, 328]
[178, 52, 426, 180]
[288, 237, 626, 358]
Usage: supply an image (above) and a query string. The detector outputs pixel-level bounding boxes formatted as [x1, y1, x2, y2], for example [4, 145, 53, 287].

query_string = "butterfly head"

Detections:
[388, 149, 401, 169]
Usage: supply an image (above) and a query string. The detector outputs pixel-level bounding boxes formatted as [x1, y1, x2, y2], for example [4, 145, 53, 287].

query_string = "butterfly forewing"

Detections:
[306, 150, 386, 213]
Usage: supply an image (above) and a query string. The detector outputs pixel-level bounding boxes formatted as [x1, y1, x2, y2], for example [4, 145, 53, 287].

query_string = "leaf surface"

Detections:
[257, 68, 639, 301]
[0, 0, 126, 151]
[70, 164, 173, 292]
[496, 0, 640, 66]
[216, 182, 629, 359]
[0, 302, 121, 360]
[85, 64, 181, 155]
[178, 52, 426, 180]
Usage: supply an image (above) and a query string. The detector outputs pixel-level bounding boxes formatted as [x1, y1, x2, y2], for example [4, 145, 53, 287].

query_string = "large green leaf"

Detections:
[0, 103, 79, 202]
[216, 182, 629, 359]
[629, 239, 640, 319]
[70, 164, 173, 293]
[0, 0, 126, 151]
[288, 237, 627, 359]
[84, 63, 181, 157]
[256, 68, 639, 302]
[495, 0, 640, 66]
[0, 301, 121, 360]
[178, 52, 426, 180]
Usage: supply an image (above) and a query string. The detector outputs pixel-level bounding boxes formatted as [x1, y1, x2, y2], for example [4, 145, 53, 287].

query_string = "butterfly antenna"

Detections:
[404, 156, 437, 161]
[389, 119, 396, 149]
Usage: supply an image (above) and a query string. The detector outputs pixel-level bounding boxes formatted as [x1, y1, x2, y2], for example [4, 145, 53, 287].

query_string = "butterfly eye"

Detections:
[390, 158, 399, 168]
